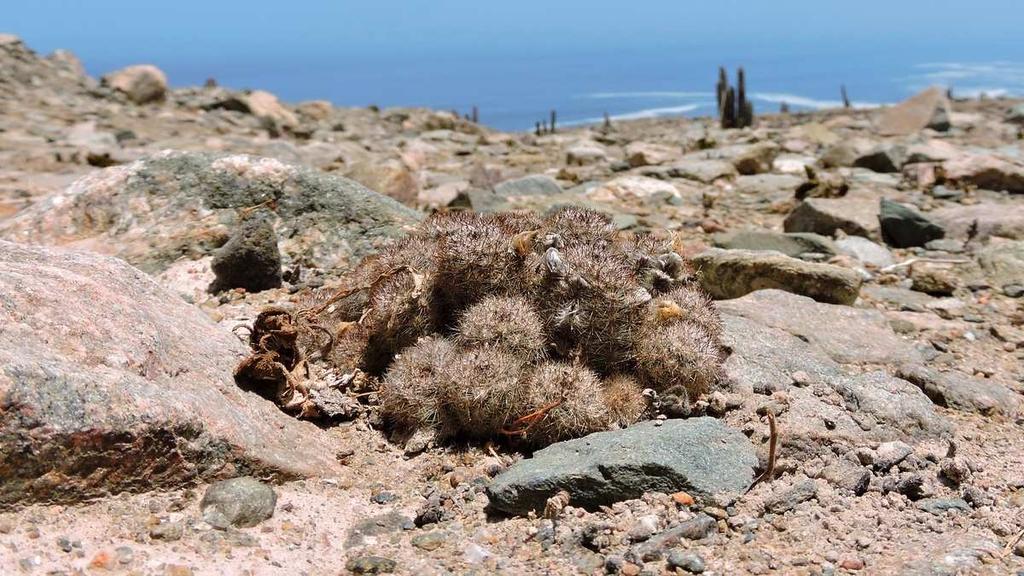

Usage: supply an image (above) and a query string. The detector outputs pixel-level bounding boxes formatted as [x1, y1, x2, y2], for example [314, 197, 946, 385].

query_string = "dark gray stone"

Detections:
[835, 235, 895, 268]
[764, 479, 817, 514]
[345, 556, 397, 574]
[633, 514, 717, 562]
[873, 441, 913, 472]
[493, 174, 562, 197]
[712, 230, 837, 258]
[930, 185, 964, 201]
[718, 289, 921, 366]
[210, 216, 282, 293]
[819, 460, 870, 495]
[896, 364, 1019, 416]
[485, 419, 757, 516]
[667, 551, 706, 573]
[784, 195, 880, 238]
[916, 497, 970, 515]
[854, 144, 907, 173]
[879, 198, 945, 248]
[200, 477, 277, 529]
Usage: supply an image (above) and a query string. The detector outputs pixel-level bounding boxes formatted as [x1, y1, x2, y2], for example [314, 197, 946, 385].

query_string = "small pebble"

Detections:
[667, 550, 706, 573]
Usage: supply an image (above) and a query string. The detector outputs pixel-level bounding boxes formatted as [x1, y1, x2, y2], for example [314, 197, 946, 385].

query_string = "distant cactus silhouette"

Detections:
[716, 67, 754, 129]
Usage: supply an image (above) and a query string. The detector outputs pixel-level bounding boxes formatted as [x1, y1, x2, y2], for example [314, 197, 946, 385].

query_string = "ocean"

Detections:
[111, 44, 1024, 132]
[10, 1, 1024, 132]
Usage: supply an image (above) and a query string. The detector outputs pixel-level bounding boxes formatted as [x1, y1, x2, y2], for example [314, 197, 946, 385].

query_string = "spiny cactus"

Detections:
[716, 66, 754, 129]
[236, 208, 724, 447]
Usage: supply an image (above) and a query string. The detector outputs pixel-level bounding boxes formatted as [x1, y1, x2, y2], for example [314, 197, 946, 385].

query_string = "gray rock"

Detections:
[704, 142, 779, 175]
[879, 198, 945, 248]
[975, 241, 1024, 291]
[931, 203, 1024, 241]
[712, 230, 837, 258]
[835, 235, 895, 268]
[666, 159, 738, 183]
[784, 195, 880, 238]
[200, 477, 277, 529]
[733, 174, 804, 197]
[149, 521, 184, 542]
[718, 289, 920, 366]
[347, 512, 415, 548]
[485, 418, 757, 516]
[0, 151, 421, 274]
[345, 556, 397, 574]
[0, 242, 341, 508]
[692, 248, 862, 305]
[633, 515, 716, 561]
[930, 185, 964, 201]
[873, 441, 913, 472]
[821, 138, 875, 168]
[210, 216, 282, 293]
[854, 144, 907, 173]
[1008, 104, 1024, 126]
[718, 292, 950, 462]
[896, 364, 1019, 416]
[493, 174, 562, 197]
[924, 238, 965, 253]
[898, 539, 1002, 575]
[942, 154, 1024, 194]
[764, 479, 817, 514]
[101, 64, 168, 104]
[915, 498, 970, 515]
[819, 459, 870, 495]
[861, 285, 937, 311]
[667, 551, 706, 573]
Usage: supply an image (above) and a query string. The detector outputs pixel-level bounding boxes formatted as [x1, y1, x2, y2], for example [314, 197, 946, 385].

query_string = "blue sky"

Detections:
[7, 1, 1022, 66]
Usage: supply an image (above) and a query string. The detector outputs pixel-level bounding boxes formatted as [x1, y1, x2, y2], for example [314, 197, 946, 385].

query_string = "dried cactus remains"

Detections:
[235, 208, 724, 447]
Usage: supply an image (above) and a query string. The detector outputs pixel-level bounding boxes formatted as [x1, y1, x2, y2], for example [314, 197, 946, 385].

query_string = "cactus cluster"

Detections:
[237, 208, 723, 447]
[716, 66, 754, 129]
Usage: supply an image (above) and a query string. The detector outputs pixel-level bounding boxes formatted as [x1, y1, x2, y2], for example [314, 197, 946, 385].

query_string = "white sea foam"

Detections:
[561, 102, 708, 127]
[907, 61, 1024, 97]
[751, 92, 880, 110]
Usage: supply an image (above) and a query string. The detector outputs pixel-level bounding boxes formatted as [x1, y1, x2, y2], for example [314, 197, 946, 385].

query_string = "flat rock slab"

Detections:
[0, 151, 421, 273]
[930, 203, 1024, 241]
[784, 193, 881, 239]
[876, 87, 951, 136]
[718, 298, 951, 459]
[692, 248, 862, 305]
[717, 289, 920, 366]
[896, 364, 1019, 416]
[0, 241, 342, 508]
[486, 418, 756, 516]
[712, 230, 837, 258]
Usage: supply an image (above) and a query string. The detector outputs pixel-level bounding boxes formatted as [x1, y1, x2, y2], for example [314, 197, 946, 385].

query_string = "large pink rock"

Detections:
[0, 241, 342, 507]
[942, 154, 1024, 194]
[875, 87, 951, 136]
[101, 64, 168, 104]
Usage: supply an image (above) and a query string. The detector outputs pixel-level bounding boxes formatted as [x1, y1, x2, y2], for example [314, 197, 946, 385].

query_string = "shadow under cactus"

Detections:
[235, 208, 725, 448]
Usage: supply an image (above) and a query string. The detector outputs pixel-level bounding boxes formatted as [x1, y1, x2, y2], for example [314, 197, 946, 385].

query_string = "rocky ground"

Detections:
[2, 33, 1024, 575]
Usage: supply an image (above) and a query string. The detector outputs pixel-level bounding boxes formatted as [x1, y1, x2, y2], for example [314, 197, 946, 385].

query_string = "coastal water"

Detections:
[9, 2, 1024, 131]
